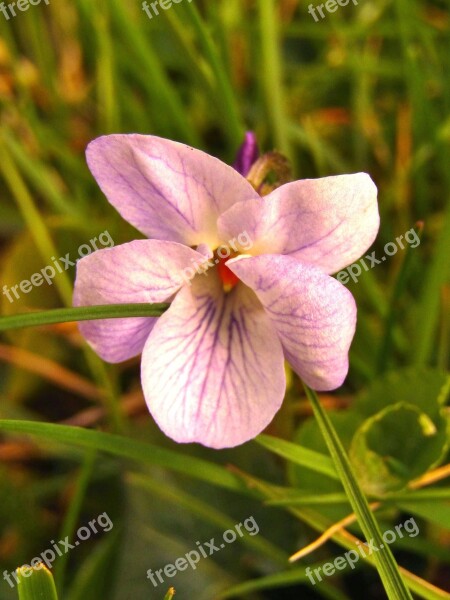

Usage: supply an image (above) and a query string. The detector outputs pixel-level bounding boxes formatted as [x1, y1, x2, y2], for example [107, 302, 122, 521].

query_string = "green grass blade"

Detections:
[414, 202, 450, 366]
[17, 564, 59, 600]
[258, 0, 291, 159]
[129, 472, 288, 566]
[304, 386, 412, 600]
[182, 1, 243, 148]
[109, 0, 200, 146]
[217, 567, 314, 598]
[233, 470, 448, 600]
[255, 434, 338, 480]
[266, 492, 350, 506]
[377, 223, 424, 373]
[0, 303, 169, 331]
[0, 420, 250, 495]
[53, 451, 97, 591]
[0, 141, 73, 306]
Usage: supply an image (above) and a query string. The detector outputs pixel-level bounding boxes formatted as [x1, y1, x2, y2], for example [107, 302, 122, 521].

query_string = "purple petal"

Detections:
[73, 240, 206, 363]
[86, 135, 259, 247]
[228, 254, 357, 390]
[233, 132, 259, 176]
[141, 272, 285, 448]
[218, 173, 379, 274]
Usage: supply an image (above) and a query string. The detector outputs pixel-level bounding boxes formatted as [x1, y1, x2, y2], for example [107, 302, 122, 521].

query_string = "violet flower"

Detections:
[73, 133, 379, 448]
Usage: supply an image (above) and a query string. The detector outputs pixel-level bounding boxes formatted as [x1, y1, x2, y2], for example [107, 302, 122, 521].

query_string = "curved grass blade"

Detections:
[0, 420, 248, 495]
[217, 566, 332, 599]
[304, 385, 412, 600]
[0, 304, 169, 332]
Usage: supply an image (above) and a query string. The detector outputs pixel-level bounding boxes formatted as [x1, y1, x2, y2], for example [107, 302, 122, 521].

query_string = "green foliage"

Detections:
[16, 564, 59, 600]
[0, 0, 449, 598]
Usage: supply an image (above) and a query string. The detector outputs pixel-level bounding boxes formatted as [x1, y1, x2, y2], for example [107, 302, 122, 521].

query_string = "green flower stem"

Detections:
[0, 304, 169, 332]
[304, 385, 413, 600]
[17, 564, 59, 600]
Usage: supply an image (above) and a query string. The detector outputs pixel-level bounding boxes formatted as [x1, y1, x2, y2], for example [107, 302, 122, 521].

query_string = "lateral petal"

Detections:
[73, 240, 206, 362]
[229, 254, 357, 390]
[218, 173, 379, 274]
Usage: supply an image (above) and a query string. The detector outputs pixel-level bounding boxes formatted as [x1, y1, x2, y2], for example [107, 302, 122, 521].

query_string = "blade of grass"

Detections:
[0, 420, 251, 495]
[267, 492, 350, 506]
[108, 0, 200, 146]
[255, 434, 338, 480]
[129, 472, 288, 566]
[2, 130, 81, 219]
[16, 564, 59, 600]
[377, 222, 424, 373]
[0, 143, 155, 432]
[94, 3, 120, 133]
[257, 0, 292, 160]
[182, 1, 244, 149]
[233, 468, 449, 600]
[0, 142, 73, 306]
[53, 450, 97, 592]
[218, 565, 348, 599]
[304, 385, 412, 600]
[414, 201, 450, 365]
[0, 303, 169, 332]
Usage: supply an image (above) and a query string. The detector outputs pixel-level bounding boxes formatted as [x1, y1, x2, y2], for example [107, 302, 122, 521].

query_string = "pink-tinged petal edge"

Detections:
[217, 173, 379, 275]
[86, 134, 260, 248]
[73, 240, 207, 363]
[141, 273, 286, 449]
[228, 254, 357, 391]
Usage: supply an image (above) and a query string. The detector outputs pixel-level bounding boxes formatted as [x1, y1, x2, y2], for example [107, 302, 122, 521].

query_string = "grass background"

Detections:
[0, 0, 449, 598]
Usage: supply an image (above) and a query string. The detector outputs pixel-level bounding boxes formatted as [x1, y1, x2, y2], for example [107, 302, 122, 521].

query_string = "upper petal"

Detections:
[228, 254, 357, 391]
[73, 240, 206, 363]
[218, 173, 379, 274]
[141, 273, 286, 448]
[86, 134, 259, 247]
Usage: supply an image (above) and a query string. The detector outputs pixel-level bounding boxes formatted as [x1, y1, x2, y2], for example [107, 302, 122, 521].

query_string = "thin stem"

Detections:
[0, 304, 169, 332]
[304, 385, 412, 600]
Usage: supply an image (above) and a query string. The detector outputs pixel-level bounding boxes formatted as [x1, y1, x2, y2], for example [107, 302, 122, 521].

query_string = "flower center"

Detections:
[215, 250, 240, 292]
